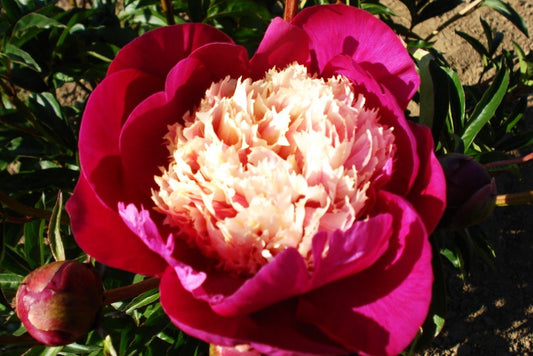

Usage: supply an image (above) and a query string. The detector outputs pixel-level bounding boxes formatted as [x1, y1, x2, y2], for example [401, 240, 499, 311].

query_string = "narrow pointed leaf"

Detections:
[456, 30, 488, 57]
[48, 191, 66, 261]
[461, 66, 509, 150]
[482, 0, 529, 37]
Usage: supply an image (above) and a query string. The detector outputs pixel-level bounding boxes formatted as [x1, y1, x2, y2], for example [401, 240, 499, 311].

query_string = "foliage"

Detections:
[1, 0, 531, 354]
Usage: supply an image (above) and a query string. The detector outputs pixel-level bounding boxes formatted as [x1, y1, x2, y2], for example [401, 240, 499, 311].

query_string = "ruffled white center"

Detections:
[152, 63, 395, 275]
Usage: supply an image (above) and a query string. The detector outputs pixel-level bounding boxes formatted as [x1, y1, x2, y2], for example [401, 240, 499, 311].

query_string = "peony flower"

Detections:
[15, 261, 104, 346]
[66, 4, 446, 355]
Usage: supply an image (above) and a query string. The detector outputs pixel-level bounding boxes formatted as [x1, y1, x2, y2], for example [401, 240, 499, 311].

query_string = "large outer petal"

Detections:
[119, 43, 250, 200]
[107, 23, 234, 78]
[65, 175, 167, 275]
[249, 17, 310, 78]
[160, 267, 348, 356]
[296, 191, 433, 356]
[292, 4, 419, 109]
[118, 203, 395, 318]
[78, 69, 163, 207]
[196, 214, 393, 317]
[406, 122, 446, 234]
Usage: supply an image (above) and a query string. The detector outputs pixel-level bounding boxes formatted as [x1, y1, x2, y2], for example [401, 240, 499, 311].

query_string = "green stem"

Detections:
[104, 277, 160, 305]
[495, 191, 533, 207]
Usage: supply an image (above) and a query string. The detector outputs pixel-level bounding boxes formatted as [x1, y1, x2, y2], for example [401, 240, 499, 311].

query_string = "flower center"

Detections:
[152, 63, 395, 275]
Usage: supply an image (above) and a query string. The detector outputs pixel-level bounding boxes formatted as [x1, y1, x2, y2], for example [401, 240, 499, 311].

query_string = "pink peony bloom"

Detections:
[66, 4, 446, 355]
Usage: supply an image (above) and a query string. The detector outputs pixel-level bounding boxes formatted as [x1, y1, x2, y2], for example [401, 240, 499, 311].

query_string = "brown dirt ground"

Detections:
[382, 0, 533, 354]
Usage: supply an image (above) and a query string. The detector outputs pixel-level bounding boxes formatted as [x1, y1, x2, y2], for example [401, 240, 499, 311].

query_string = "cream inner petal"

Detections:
[152, 63, 395, 275]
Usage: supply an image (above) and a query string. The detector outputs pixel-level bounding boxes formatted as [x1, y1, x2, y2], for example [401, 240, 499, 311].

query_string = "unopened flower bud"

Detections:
[15, 260, 104, 346]
[439, 153, 497, 229]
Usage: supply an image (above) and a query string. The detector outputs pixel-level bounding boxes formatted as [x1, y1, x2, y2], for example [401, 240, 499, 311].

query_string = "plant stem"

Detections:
[495, 191, 533, 207]
[424, 0, 483, 42]
[104, 277, 160, 305]
[284, 0, 298, 22]
[161, 0, 175, 25]
[484, 152, 533, 169]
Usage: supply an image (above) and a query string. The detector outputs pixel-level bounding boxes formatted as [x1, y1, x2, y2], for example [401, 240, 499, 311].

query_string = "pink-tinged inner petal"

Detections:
[296, 191, 432, 356]
[406, 122, 447, 234]
[118, 203, 207, 290]
[107, 23, 234, 78]
[65, 175, 167, 276]
[292, 4, 420, 109]
[152, 63, 396, 276]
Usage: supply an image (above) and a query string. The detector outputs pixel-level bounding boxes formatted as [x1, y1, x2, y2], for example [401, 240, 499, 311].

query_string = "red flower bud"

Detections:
[15, 261, 104, 346]
[439, 153, 497, 229]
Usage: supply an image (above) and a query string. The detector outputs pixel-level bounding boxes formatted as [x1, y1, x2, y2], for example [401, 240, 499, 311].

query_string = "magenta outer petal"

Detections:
[296, 191, 432, 356]
[120, 45, 250, 199]
[65, 175, 167, 276]
[407, 122, 447, 234]
[310, 213, 393, 286]
[119, 62, 209, 199]
[107, 23, 233, 78]
[206, 248, 309, 316]
[119, 91, 177, 199]
[160, 267, 347, 356]
[79, 69, 163, 206]
[292, 4, 419, 109]
[203, 214, 392, 317]
[250, 18, 310, 78]
[187, 43, 251, 81]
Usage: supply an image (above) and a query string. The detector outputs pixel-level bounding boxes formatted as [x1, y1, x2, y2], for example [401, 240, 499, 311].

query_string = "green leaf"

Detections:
[513, 41, 533, 86]
[3, 43, 42, 72]
[23, 219, 46, 269]
[461, 65, 509, 150]
[502, 97, 527, 133]
[456, 30, 488, 59]
[0, 273, 23, 291]
[482, 0, 529, 37]
[360, 3, 396, 17]
[47, 191, 65, 261]
[441, 66, 466, 128]
[103, 334, 118, 356]
[126, 290, 160, 315]
[10, 13, 65, 46]
[415, 49, 435, 129]
[440, 247, 462, 269]
[480, 18, 494, 54]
